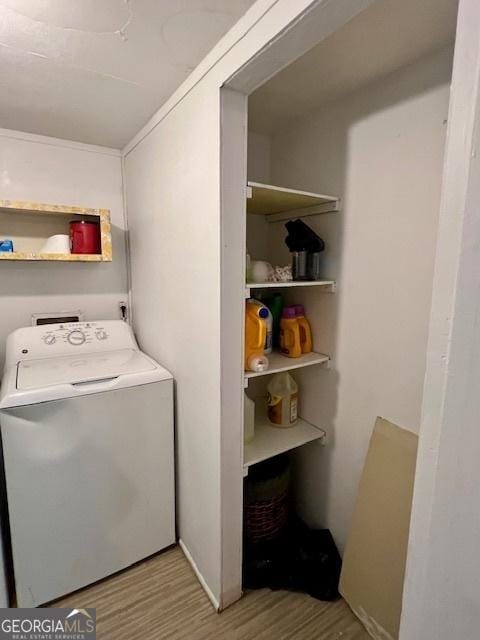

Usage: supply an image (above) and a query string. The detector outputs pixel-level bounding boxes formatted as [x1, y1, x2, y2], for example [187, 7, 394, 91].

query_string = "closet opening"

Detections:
[240, 0, 458, 617]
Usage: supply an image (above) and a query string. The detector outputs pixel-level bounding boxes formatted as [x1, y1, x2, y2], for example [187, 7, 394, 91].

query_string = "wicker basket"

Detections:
[245, 454, 290, 543]
[245, 491, 289, 542]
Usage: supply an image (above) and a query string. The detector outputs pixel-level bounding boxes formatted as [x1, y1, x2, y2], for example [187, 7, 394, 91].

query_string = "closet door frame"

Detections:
[219, 0, 378, 608]
[220, 2, 480, 634]
[400, 1, 480, 637]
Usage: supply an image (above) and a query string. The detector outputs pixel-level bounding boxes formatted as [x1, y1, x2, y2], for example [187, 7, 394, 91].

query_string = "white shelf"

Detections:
[246, 280, 335, 296]
[244, 413, 326, 472]
[247, 280, 335, 289]
[0, 252, 105, 262]
[246, 181, 339, 218]
[245, 350, 329, 381]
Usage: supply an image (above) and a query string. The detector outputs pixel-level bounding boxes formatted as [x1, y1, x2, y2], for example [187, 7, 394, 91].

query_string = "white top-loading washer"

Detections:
[0, 320, 175, 607]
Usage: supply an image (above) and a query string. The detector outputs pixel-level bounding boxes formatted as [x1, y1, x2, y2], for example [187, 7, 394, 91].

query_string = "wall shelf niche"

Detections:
[0, 200, 112, 262]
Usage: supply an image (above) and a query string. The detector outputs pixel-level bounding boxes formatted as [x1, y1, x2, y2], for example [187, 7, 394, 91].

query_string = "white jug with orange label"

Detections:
[267, 372, 298, 428]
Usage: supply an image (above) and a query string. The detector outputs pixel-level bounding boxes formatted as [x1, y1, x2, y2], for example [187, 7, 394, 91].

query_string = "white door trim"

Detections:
[400, 0, 480, 637]
[219, 87, 248, 609]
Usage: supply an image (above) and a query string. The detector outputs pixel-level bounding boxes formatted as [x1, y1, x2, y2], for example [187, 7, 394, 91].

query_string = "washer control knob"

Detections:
[67, 330, 86, 346]
[44, 334, 56, 345]
[95, 330, 108, 341]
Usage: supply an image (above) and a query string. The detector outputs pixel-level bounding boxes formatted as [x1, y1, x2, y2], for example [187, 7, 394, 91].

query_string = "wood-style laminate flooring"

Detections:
[54, 545, 369, 640]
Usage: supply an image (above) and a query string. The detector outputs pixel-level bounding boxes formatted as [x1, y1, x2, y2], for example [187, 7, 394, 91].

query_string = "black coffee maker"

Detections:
[285, 219, 325, 281]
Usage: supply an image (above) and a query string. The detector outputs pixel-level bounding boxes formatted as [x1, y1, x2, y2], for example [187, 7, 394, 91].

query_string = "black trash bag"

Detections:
[243, 517, 342, 601]
[284, 219, 325, 253]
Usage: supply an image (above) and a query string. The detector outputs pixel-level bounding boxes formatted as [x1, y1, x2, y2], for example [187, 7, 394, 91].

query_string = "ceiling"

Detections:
[0, 0, 256, 147]
[249, 0, 459, 134]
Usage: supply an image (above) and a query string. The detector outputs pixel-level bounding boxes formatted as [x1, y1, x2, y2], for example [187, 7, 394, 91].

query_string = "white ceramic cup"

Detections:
[41, 234, 71, 254]
[250, 260, 272, 283]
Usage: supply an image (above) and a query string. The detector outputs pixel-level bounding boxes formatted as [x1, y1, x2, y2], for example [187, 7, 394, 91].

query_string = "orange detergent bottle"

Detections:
[280, 306, 302, 358]
[295, 304, 313, 354]
[245, 300, 269, 372]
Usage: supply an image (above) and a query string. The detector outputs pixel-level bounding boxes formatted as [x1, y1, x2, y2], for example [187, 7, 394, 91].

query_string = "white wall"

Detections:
[0, 129, 128, 366]
[125, 79, 224, 602]
[247, 130, 271, 261]
[247, 130, 271, 183]
[0, 128, 128, 606]
[123, 0, 372, 608]
[267, 47, 453, 550]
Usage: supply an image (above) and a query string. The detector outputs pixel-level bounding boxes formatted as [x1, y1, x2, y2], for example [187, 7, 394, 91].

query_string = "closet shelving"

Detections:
[245, 280, 336, 297]
[247, 181, 339, 221]
[245, 350, 329, 382]
[244, 411, 326, 475]
[245, 181, 338, 296]
[0, 200, 112, 262]
[244, 180, 337, 471]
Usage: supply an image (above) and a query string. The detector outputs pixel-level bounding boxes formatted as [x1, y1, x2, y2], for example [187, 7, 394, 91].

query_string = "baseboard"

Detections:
[178, 539, 220, 612]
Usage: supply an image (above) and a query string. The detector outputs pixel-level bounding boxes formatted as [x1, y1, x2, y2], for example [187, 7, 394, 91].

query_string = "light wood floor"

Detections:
[54, 545, 369, 640]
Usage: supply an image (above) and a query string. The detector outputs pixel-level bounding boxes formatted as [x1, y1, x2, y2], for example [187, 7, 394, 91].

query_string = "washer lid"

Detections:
[17, 348, 156, 390]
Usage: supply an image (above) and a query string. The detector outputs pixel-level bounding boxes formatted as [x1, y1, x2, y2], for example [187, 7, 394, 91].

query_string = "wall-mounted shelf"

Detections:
[0, 252, 105, 262]
[244, 412, 326, 474]
[246, 181, 339, 222]
[245, 350, 329, 383]
[0, 200, 112, 262]
[246, 280, 335, 297]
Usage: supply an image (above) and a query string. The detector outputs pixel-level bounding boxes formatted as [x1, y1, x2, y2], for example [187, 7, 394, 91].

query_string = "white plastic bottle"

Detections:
[244, 392, 255, 444]
[246, 250, 252, 282]
[267, 372, 298, 428]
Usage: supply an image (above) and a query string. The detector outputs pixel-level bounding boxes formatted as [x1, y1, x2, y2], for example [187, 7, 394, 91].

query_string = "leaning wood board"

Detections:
[340, 417, 418, 640]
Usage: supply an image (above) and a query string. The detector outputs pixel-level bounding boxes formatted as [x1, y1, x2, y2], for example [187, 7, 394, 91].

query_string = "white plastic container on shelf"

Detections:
[244, 392, 255, 444]
[267, 372, 298, 428]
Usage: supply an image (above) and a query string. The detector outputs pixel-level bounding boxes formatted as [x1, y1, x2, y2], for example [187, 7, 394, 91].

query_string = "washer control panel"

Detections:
[6, 320, 137, 367]
[41, 322, 110, 348]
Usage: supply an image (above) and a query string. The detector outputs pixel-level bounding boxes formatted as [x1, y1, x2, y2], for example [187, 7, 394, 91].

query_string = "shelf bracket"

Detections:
[318, 431, 328, 446]
[326, 281, 337, 294]
[320, 357, 332, 370]
[298, 417, 328, 446]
